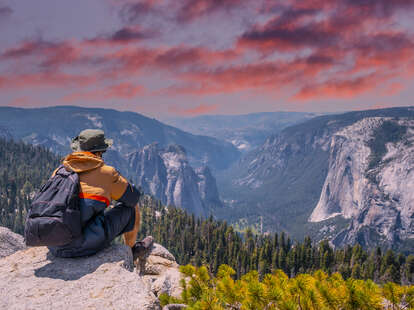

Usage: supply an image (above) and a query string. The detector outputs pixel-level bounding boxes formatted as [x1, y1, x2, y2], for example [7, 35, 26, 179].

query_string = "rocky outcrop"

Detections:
[160, 145, 205, 216]
[310, 118, 414, 247]
[309, 118, 383, 222]
[141, 243, 182, 299]
[0, 235, 183, 310]
[195, 166, 223, 210]
[0, 227, 25, 258]
[129, 143, 222, 216]
[129, 143, 168, 202]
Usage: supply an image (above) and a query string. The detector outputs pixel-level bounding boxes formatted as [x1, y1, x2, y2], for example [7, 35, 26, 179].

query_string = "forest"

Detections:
[0, 138, 60, 234]
[138, 196, 414, 285]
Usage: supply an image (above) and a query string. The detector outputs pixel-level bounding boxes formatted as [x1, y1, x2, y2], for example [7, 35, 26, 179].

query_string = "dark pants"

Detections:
[49, 204, 135, 258]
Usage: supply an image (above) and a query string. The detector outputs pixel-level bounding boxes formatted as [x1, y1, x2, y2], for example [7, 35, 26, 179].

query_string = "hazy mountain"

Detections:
[0, 106, 240, 172]
[163, 112, 317, 152]
[0, 127, 11, 140]
[128, 143, 222, 216]
[217, 107, 414, 250]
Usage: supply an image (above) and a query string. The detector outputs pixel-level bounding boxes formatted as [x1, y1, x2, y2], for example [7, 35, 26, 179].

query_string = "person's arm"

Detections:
[110, 168, 140, 207]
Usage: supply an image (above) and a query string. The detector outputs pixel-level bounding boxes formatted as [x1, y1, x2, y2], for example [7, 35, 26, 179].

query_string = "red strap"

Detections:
[79, 193, 110, 206]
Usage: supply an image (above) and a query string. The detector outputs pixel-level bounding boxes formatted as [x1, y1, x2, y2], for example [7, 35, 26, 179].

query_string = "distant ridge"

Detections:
[0, 106, 240, 171]
[163, 111, 317, 152]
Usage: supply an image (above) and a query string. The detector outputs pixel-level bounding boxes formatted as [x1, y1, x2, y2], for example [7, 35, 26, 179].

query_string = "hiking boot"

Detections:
[132, 236, 154, 261]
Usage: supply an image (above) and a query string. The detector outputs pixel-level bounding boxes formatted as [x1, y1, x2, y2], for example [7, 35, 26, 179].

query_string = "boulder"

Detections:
[0, 227, 25, 258]
[0, 233, 183, 310]
[141, 243, 183, 299]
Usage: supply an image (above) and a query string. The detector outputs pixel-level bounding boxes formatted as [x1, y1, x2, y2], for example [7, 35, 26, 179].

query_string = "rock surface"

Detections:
[0, 226, 25, 258]
[141, 243, 182, 299]
[129, 143, 222, 216]
[195, 166, 223, 210]
[311, 118, 414, 247]
[309, 118, 383, 222]
[0, 237, 182, 310]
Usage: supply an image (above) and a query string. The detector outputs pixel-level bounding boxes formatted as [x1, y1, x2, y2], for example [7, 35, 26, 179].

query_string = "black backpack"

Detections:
[24, 165, 82, 246]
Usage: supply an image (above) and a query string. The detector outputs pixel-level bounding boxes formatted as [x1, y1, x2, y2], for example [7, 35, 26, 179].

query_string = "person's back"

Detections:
[49, 129, 144, 258]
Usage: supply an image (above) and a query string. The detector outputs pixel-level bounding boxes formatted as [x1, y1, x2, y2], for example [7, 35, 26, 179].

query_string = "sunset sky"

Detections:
[1, 0, 414, 118]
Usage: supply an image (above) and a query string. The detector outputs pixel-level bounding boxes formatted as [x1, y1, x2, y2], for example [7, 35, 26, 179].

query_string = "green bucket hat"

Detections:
[70, 129, 113, 152]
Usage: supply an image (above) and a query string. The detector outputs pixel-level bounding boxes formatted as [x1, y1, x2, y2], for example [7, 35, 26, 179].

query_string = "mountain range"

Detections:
[0, 106, 240, 172]
[217, 107, 414, 251]
[163, 112, 317, 152]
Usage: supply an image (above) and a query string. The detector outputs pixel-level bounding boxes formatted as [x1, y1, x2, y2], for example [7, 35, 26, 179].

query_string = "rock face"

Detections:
[0, 227, 26, 258]
[141, 243, 182, 299]
[195, 166, 223, 211]
[129, 143, 222, 216]
[310, 118, 414, 248]
[309, 118, 383, 222]
[129, 143, 168, 202]
[0, 235, 182, 310]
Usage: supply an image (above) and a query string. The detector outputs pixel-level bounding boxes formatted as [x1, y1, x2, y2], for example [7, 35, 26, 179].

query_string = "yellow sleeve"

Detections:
[110, 167, 128, 200]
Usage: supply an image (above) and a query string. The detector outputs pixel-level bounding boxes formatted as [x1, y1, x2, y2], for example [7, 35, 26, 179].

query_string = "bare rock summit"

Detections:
[0, 229, 182, 310]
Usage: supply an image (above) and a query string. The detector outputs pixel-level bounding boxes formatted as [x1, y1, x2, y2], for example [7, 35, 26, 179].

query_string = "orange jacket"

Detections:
[61, 152, 129, 206]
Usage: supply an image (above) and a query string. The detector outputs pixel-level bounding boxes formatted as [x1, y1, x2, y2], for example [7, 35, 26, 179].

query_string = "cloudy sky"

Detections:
[1, 0, 413, 117]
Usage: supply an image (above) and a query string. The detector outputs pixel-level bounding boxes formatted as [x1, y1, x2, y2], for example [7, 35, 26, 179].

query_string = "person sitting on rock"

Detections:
[49, 129, 151, 259]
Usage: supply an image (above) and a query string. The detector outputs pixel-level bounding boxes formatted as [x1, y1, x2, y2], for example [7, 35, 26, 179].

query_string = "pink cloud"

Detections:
[0, 72, 97, 89]
[292, 73, 395, 101]
[63, 82, 145, 102]
[382, 82, 405, 96]
[168, 103, 219, 116]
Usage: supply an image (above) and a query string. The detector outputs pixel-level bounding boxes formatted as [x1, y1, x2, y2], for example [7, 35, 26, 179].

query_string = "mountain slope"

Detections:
[217, 107, 414, 249]
[313, 118, 414, 248]
[0, 106, 240, 171]
[163, 112, 317, 152]
[0, 138, 60, 234]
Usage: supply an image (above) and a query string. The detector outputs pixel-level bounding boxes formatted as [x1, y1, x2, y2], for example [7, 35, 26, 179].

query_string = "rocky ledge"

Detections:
[0, 226, 26, 258]
[0, 227, 183, 310]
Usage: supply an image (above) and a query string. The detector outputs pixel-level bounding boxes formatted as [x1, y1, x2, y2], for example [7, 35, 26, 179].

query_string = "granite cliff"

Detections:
[129, 143, 222, 216]
[310, 118, 414, 248]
